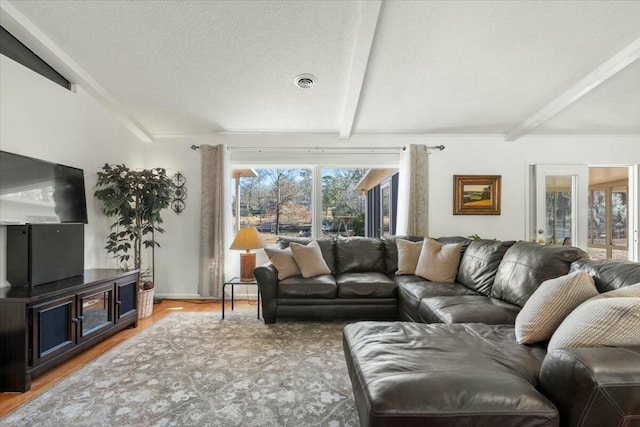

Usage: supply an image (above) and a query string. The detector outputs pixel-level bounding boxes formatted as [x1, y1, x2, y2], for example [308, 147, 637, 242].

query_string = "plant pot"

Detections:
[138, 287, 155, 319]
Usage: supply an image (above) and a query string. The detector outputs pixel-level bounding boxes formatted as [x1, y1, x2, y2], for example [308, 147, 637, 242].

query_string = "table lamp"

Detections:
[229, 226, 265, 282]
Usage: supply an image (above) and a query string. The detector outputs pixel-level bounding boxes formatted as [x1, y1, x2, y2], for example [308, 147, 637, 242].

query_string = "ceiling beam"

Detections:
[505, 36, 640, 142]
[0, 0, 154, 143]
[338, 0, 382, 139]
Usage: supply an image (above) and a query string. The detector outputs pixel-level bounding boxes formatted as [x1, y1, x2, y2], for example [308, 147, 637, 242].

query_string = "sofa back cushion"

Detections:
[456, 239, 516, 295]
[277, 237, 336, 274]
[335, 237, 386, 274]
[570, 259, 640, 293]
[491, 241, 588, 307]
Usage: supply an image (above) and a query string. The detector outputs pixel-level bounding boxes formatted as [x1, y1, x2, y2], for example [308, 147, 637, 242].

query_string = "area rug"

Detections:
[2, 312, 359, 426]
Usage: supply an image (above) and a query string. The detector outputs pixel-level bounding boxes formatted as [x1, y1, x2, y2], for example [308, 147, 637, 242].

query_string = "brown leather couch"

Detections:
[343, 258, 640, 426]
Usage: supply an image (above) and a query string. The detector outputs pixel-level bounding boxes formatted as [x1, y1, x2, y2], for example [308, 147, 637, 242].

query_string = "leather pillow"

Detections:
[396, 239, 423, 275]
[264, 247, 301, 280]
[414, 239, 461, 283]
[547, 297, 640, 352]
[290, 241, 331, 278]
[515, 271, 598, 344]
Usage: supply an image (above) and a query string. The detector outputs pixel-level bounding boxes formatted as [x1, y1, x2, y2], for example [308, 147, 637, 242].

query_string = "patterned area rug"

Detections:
[2, 312, 359, 426]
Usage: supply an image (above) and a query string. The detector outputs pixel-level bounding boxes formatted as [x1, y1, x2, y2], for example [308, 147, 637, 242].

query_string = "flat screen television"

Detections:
[0, 151, 88, 224]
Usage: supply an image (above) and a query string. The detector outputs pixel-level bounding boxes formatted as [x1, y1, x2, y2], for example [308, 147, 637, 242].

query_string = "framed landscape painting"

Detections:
[453, 175, 501, 215]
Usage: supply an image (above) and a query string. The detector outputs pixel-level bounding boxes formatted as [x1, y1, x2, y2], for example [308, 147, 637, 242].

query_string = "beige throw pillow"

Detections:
[289, 241, 331, 278]
[547, 297, 640, 352]
[264, 247, 301, 280]
[515, 271, 597, 344]
[396, 239, 424, 275]
[414, 239, 461, 283]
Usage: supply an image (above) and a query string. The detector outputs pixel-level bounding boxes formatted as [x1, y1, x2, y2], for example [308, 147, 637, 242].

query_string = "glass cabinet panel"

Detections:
[78, 284, 114, 342]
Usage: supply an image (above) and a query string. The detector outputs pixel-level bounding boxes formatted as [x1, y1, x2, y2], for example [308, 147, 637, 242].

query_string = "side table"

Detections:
[222, 277, 260, 319]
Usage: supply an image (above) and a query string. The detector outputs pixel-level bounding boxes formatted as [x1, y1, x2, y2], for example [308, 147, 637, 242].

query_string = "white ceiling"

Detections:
[2, 0, 639, 141]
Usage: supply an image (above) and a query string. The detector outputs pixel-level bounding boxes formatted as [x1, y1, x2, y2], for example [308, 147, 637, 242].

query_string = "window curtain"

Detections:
[198, 144, 231, 298]
[396, 144, 429, 236]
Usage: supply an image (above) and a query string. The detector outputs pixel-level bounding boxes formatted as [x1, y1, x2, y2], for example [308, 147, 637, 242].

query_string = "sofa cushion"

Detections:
[336, 273, 397, 298]
[264, 246, 301, 280]
[456, 239, 516, 295]
[547, 297, 640, 352]
[343, 322, 556, 427]
[414, 239, 461, 282]
[491, 241, 588, 307]
[570, 259, 640, 292]
[396, 277, 479, 322]
[277, 274, 337, 298]
[419, 295, 521, 325]
[515, 271, 598, 344]
[290, 241, 332, 278]
[277, 237, 336, 274]
[395, 239, 423, 275]
[335, 237, 386, 275]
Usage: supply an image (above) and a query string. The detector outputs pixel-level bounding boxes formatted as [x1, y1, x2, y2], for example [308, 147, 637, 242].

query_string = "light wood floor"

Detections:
[0, 299, 259, 417]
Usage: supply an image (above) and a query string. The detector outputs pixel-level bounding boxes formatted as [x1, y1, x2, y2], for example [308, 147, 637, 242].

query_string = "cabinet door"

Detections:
[77, 283, 115, 343]
[115, 276, 138, 323]
[31, 295, 76, 366]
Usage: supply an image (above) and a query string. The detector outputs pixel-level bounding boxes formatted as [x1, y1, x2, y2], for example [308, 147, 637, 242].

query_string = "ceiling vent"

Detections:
[295, 74, 316, 89]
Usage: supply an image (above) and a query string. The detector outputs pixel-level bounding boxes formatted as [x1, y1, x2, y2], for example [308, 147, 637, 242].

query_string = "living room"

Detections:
[1, 1, 639, 425]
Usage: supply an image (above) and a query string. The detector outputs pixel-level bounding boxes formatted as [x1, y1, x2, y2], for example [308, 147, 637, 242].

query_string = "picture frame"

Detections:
[453, 175, 501, 215]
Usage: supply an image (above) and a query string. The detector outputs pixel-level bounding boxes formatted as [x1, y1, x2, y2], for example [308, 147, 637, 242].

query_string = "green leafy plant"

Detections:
[94, 164, 174, 290]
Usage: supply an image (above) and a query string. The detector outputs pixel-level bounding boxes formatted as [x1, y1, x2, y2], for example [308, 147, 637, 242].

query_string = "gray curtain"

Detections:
[198, 144, 228, 298]
[396, 144, 429, 236]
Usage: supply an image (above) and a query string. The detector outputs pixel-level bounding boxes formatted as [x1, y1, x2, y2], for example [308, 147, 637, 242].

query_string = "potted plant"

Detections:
[94, 164, 174, 318]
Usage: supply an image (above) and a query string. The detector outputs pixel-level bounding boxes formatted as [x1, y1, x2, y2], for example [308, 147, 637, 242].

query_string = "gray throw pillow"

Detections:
[515, 271, 597, 344]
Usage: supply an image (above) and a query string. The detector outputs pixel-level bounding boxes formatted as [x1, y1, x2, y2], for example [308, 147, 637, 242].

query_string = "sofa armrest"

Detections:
[539, 346, 640, 427]
[255, 263, 278, 323]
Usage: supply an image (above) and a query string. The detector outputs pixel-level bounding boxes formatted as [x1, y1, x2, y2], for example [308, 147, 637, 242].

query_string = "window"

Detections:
[321, 168, 366, 237]
[235, 168, 312, 245]
[233, 167, 367, 244]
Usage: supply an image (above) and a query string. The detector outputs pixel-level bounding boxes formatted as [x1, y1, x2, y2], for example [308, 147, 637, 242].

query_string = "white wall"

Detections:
[0, 55, 147, 287]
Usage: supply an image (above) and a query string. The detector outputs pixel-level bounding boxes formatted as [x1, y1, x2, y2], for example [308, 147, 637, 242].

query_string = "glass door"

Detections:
[533, 165, 588, 249]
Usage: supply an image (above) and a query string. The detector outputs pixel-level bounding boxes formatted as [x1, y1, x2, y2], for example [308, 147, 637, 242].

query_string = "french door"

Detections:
[531, 164, 588, 250]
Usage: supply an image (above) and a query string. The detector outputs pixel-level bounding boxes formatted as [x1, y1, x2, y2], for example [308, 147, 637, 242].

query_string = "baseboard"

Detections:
[155, 293, 259, 300]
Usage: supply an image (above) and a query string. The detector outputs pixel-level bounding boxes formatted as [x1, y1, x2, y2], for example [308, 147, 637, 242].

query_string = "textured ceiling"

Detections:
[3, 0, 640, 139]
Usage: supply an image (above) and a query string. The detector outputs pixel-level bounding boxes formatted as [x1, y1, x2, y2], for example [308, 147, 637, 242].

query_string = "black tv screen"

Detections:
[0, 151, 88, 224]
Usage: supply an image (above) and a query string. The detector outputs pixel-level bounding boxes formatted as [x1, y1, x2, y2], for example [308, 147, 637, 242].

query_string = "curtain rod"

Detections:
[190, 145, 445, 152]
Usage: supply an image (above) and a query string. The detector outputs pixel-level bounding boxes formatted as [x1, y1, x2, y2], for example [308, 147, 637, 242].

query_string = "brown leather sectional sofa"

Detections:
[255, 236, 640, 426]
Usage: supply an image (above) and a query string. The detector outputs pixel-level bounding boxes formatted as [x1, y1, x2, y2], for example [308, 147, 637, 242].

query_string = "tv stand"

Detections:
[0, 269, 139, 392]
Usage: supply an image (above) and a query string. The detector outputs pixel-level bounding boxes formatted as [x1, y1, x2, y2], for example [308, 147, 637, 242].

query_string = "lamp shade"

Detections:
[230, 226, 265, 251]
